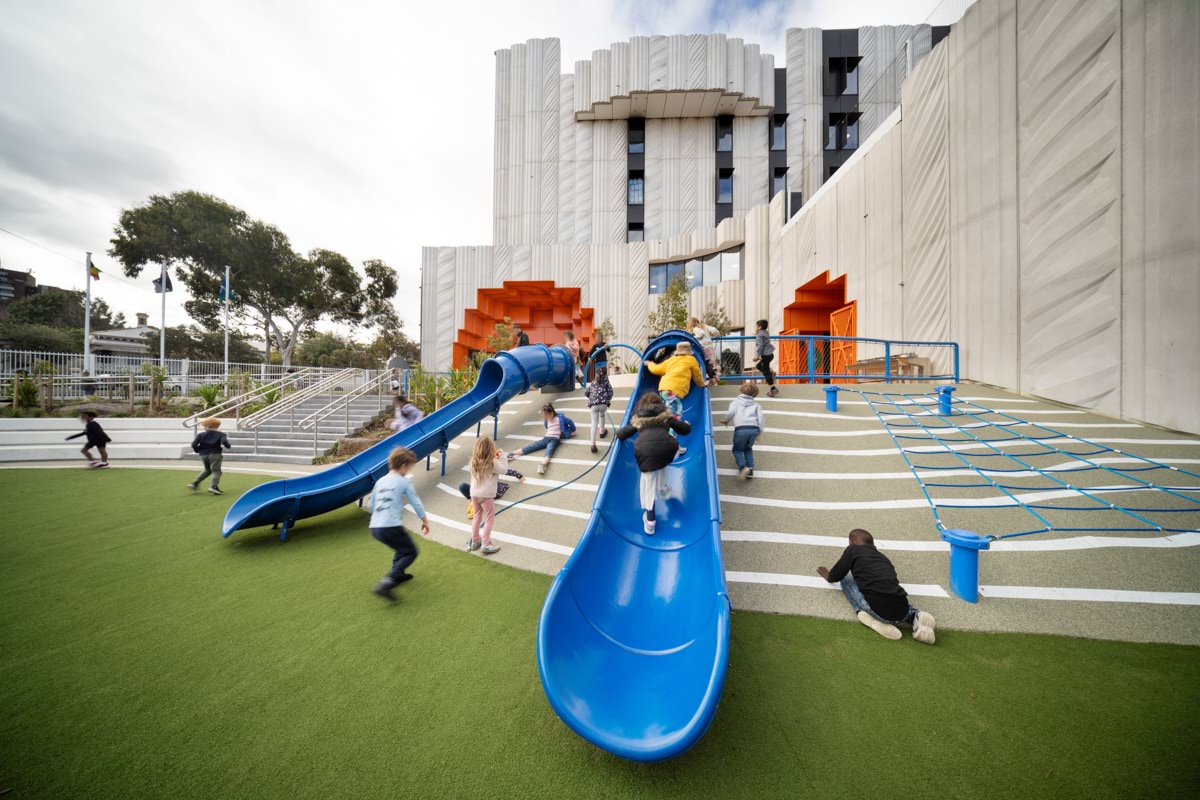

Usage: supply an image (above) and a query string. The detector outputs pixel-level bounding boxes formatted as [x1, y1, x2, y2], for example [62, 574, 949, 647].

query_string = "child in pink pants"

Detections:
[467, 436, 504, 555]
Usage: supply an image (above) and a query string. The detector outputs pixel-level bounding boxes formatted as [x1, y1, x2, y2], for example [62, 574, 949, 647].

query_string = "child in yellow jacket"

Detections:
[645, 341, 705, 455]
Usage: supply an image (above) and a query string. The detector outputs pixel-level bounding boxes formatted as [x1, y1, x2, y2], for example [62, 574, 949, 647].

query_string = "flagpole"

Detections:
[223, 266, 230, 386]
[159, 263, 167, 366]
[84, 252, 93, 372]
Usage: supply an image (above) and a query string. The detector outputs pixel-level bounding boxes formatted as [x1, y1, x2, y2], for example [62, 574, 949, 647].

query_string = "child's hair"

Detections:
[740, 381, 759, 397]
[388, 446, 417, 472]
[394, 394, 408, 406]
[849, 528, 874, 546]
[688, 317, 701, 328]
[201, 417, 221, 430]
[564, 330, 575, 341]
[596, 366, 608, 381]
[756, 319, 769, 330]
[636, 392, 665, 413]
[541, 402, 556, 417]
[469, 437, 498, 480]
[674, 341, 693, 355]
[81, 411, 97, 420]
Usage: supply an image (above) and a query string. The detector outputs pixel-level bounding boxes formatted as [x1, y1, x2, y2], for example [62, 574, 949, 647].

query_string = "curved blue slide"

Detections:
[221, 345, 573, 539]
[536, 330, 731, 762]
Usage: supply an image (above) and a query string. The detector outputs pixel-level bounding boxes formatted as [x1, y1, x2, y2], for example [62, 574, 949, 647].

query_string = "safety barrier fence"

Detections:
[711, 335, 959, 384]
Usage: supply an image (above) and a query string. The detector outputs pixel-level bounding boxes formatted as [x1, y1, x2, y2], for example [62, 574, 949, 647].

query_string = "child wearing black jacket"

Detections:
[65, 411, 111, 468]
[188, 417, 232, 495]
[616, 392, 692, 535]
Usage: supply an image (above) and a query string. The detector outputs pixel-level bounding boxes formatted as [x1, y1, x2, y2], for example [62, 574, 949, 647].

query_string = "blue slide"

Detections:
[536, 330, 731, 762]
[221, 345, 574, 539]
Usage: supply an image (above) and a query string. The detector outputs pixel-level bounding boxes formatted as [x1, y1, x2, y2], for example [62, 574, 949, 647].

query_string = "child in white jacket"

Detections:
[723, 381, 765, 478]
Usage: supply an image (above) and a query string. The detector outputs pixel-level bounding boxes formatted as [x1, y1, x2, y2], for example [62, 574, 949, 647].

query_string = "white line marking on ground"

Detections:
[724, 571, 950, 598]
[505, 434, 615, 450]
[504, 453, 599, 467]
[422, 511, 575, 555]
[978, 586, 1200, 605]
[458, 466, 598, 493]
[713, 458, 1200, 479]
[740, 438, 1200, 456]
[0, 463, 316, 477]
[721, 484, 1200, 511]
[719, 530, 1200, 552]
[434, 483, 591, 520]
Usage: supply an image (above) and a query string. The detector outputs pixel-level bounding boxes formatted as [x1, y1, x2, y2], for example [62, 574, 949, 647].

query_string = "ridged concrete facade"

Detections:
[422, 0, 1199, 433]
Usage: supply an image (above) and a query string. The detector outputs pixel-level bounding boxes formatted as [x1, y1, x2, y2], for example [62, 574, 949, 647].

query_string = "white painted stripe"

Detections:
[737, 437, 1200, 457]
[722, 530, 948, 551]
[504, 434, 616, 451]
[720, 530, 1200, 552]
[721, 484, 1200, 511]
[714, 425, 887, 438]
[0, 463, 315, 477]
[725, 571, 950, 598]
[504, 453, 599, 467]
[714, 458, 1200, 480]
[422, 510, 575, 556]
[458, 465, 598, 493]
[434, 482, 591, 520]
[978, 585, 1200, 606]
[882, 409, 1086, 418]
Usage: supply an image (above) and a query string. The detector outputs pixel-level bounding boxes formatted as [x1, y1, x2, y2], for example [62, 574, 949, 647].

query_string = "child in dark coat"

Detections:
[616, 392, 692, 535]
[188, 417, 232, 495]
[66, 411, 111, 468]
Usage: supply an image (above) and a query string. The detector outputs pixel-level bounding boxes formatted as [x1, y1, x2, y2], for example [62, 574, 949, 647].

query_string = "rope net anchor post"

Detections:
[824, 386, 840, 413]
[937, 385, 956, 416]
[940, 529, 991, 603]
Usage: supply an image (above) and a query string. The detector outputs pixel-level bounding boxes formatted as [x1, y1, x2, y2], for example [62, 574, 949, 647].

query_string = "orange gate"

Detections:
[829, 302, 857, 383]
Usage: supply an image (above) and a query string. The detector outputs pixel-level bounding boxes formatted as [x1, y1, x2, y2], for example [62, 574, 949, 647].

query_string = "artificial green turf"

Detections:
[1, 468, 1198, 800]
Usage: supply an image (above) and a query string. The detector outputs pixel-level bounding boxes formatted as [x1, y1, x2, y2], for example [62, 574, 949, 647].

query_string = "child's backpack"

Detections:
[557, 413, 577, 439]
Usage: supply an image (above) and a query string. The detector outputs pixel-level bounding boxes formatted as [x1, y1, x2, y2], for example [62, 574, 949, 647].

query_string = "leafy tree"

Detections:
[2, 290, 124, 330]
[146, 325, 262, 363]
[595, 316, 617, 344]
[700, 301, 733, 335]
[365, 326, 420, 366]
[295, 332, 376, 369]
[0, 323, 83, 352]
[646, 273, 690, 336]
[486, 316, 516, 354]
[109, 191, 400, 366]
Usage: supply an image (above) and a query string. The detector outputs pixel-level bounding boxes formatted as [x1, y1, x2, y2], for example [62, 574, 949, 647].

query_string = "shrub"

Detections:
[195, 383, 223, 407]
[16, 379, 40, 409]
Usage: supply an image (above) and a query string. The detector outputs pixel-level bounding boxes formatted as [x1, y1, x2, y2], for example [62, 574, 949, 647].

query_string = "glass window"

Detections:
[649, 263, 666, 294]
[828, 164, 840, 179]
[826, 121, 839, 150]
[627, 223, 644, 243]
[772, 168, 788, 198]
[845, 117, 859, 149]
[665, 261, 685, 288]
[771, 117, 787, 151]
[720, 248, 742, 282]
[717, 169, 733, 204]
[686, 259, 703, 290]
[703, 254, 721, 286]
[628, 128, 645, 155]
[845, 60, 859, 95]
[716, 116, 733, 152]
[628, 171, 644, 205]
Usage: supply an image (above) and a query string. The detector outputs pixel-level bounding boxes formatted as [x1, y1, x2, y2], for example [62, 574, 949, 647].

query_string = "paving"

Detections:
[14, 381, 1199, 646]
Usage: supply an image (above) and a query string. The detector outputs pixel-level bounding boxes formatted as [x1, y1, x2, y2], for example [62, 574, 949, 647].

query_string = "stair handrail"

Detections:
[238, 367, 361, 431]
[182, 368, 323, 429]
[296, 370, 391, 431]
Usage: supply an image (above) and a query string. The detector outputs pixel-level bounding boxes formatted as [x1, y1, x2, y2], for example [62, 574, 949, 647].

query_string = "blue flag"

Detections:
[219, 278, 235, 302]
[153, 270, 174, 293]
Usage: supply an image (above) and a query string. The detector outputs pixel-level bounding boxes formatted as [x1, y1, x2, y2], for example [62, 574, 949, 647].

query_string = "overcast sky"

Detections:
[0, 0, 936, 343]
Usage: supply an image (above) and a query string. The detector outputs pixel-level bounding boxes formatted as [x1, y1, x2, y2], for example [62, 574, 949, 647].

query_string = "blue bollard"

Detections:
[824, 386, 839, 412]
[938, 385, 956, 416]
[940, 528, 991, 603]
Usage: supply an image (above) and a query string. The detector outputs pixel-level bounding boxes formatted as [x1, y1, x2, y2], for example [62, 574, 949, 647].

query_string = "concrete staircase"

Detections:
[183, 395, 390, 465]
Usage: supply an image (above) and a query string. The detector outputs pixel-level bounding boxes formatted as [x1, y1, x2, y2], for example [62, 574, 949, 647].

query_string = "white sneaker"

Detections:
[537, 463, 546, 475]
[642, 513, 656, 535]
[675, 446, 687, 457]
[857, 611, 902, 640]
[738, 466, 750, 479]
[912, 611, 937, 645]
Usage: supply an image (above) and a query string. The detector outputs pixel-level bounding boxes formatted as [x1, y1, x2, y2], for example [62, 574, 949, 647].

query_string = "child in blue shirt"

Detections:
[367, 446, 431, 601]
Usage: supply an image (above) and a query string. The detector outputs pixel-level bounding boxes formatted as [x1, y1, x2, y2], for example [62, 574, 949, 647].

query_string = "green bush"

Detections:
[16, 379, 40, 409]
[195, 383, 223, 407]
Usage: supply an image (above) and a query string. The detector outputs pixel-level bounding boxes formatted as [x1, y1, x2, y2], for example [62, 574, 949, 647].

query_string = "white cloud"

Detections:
[0, 0, 933, 350]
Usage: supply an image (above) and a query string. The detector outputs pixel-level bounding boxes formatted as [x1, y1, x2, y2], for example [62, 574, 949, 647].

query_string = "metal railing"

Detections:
[181, 368, 325, 429]
[713, 335, 959, 384]
[297, 370, 393, 455]
[238, 368, 361, 431]
[5, 373, 166, 411]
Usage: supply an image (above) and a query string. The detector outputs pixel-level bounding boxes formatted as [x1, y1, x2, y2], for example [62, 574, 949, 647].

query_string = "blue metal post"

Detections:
[940, 529, 991, 603]
[938, 385, 955, 416]
[884, 341, 892, 384]
[952, 344, 960, 383]
[807, 338, 815, 384]
[824, 386, 839, 413]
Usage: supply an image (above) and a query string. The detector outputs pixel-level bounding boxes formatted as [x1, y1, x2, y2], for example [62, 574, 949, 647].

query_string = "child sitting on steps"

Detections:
[616, 392, 692, 535]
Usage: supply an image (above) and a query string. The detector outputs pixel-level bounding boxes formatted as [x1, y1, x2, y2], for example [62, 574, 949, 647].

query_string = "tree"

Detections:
[646, 273, 690, 336]
[146, 325, 263, 362]
[295, 332, 375, 369]
[365, 326, 420, 366]
[109, 191, 401, 366]
[700, 301, 732, 335]
[0, 323, 83, 352]
[2, 290, 124, 330]
[595, 316, 617, 344]
[486, 316, 516, 354]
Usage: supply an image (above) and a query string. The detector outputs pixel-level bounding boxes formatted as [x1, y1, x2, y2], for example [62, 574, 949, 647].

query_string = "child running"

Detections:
[689, 317, 722, 386]
[389, 394, 425, 432]
[467, 437, 505, 555]
[617, 393, 692, 535]
[187, 417, 232, 494]
[509, 403, 563, 474]
[645, 341, 705, 455]
[723, 381, 765, 478]
[65, 411, 111, 468]
[585, 366, 614, 454]
[752, 318, 780, 397]
[367, 446, 431, 601]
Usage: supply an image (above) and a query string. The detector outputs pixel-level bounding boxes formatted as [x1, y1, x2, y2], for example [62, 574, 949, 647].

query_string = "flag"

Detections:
[89, 264, 100, 281]
[153, 270, 174, 293]
[218, 279, 235, 302]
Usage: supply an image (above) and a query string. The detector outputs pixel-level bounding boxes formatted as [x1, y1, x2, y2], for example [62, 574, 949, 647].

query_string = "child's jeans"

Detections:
[589, 404, 608, 441]
[732, 427, 758, 469]
[470, 497, 496, 545]
[519, 436, 560, 459]
[840, 575, 918, 626]
[371, 525, 419, 586]
[193, 452, 224, 489]
[638, 467, 669, 513]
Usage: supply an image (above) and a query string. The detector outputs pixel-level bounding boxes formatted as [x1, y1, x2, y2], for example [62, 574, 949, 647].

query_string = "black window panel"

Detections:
[627, 223, 644, 243]
[649, 263, 666, 294]
[845, 59, 860, 95]
[716, 115, 733, 152]
[628, 170, 645, 205]
[628, 126, 645, 155]
[845, 116, 859, 149]
[772, 168, 788, 198]
[717, 168, 733, 204]
[828, 164, 840, 179]
[770, 116, 787, 151]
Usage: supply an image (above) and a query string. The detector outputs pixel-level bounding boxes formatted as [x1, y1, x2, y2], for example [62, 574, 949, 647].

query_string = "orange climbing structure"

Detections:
[778, 271, 856, 383]
[453, 280, 594, 369]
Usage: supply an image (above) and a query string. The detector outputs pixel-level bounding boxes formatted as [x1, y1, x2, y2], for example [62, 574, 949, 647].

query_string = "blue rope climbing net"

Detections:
[849, 389, 1200, 540]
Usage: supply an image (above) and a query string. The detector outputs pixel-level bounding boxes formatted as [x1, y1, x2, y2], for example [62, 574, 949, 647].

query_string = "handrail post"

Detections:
[314, 421, 319, 457]
[953, 343, 960, 383]
[806, 337, 815, 384]
[885, 341, 892, 385]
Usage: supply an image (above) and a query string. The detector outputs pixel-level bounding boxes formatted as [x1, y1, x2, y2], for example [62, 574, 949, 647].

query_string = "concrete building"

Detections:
[90, 311, 158, 362]
[421, 0, 1200, 435]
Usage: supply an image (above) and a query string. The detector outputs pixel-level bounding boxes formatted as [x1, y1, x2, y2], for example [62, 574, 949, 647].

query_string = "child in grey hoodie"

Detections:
[723, 381, 765, 478]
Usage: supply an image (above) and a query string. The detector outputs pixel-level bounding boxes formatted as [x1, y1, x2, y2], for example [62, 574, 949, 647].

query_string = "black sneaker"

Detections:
[599, 429, 608, 439]
[395, 573, 414, 585]
[747, 469, 754, 478]
[372, 581, 396, 601]
[590, 444, 598, 453]
[208, 487, 224, 495]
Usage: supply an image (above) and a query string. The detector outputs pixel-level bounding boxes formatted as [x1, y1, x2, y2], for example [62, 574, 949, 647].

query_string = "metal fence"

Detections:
[712, 335, 958, 384]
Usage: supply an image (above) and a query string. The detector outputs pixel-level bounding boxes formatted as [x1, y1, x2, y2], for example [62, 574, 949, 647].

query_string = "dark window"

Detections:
[716, 116, 733, 152]
[827, 57, 861, 97]
[666, 261, 686, 288]
[845, 116, 859, 149]
[627, 222, 644, 242]
[772, 168, 788, 198]
[828, 165, 840, 179]
[717, 168, 733, 204]
[826, 116, 841, 150]
[845, 60, 859, 95]
[628, 170, 645, 205]
[628, 123, 645, 155]
[649, 263, 666, 294]
[771, 116, 787, 151]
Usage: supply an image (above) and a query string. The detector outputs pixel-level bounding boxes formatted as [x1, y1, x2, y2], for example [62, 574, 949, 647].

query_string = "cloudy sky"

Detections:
[0, 0, 935, 343]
